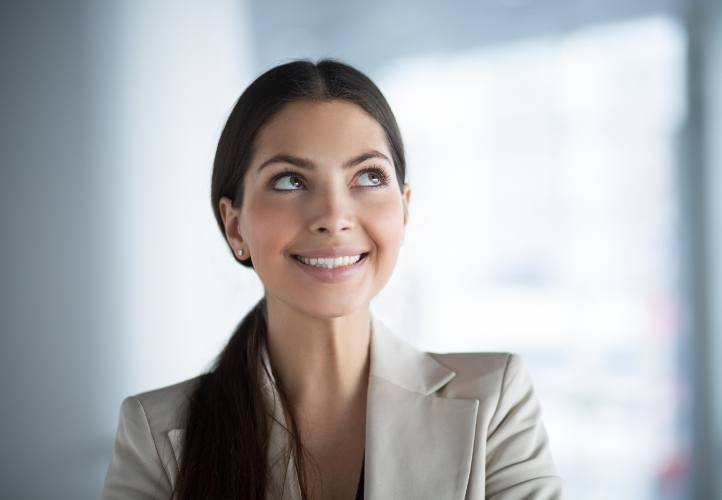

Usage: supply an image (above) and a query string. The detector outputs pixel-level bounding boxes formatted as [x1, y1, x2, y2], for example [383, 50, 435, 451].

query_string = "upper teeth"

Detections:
[297, 254, 363, 268]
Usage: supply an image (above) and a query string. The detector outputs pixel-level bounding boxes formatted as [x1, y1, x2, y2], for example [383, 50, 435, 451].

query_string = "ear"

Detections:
[401, 183, 411, 246]
[402, 183, 412, 227]
[218, 196, 247, 258]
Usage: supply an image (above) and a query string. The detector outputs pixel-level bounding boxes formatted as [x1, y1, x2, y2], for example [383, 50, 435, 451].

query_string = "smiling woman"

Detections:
[101, 58, 562, 500]
[221, 98, 410, 319]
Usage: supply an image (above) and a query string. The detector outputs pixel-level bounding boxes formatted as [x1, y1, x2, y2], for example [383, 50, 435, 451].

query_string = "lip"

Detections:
[291, 252, 370, 284]
[291, 246, 369, 259]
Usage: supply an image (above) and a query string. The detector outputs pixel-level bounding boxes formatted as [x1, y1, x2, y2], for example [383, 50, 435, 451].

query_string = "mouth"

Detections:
[290, 251, 370, 284]
[291, 252, 369, 271]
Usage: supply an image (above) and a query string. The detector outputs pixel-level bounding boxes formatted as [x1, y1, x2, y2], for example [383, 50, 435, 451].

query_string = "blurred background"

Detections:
[1, 0, 720, 498]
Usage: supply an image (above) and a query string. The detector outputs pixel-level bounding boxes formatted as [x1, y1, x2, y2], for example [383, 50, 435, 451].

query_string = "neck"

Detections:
[263, 296, 371, 410]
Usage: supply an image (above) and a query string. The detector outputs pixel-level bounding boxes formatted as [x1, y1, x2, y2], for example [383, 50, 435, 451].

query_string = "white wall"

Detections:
[0, 1, 254, 497]
[112, 0, 258, 394]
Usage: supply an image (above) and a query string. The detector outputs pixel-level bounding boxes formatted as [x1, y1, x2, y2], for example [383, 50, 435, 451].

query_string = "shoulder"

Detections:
[119, 375, 202, 434]
[429, 352, 561, 496]
[103, 376, 203, 497]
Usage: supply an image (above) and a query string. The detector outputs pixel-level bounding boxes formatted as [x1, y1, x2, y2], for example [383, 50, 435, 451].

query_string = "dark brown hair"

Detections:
[172, 58, 407, 499]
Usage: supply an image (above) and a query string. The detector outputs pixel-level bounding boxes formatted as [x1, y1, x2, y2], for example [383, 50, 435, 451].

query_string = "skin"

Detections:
[218, 99, 411, 498]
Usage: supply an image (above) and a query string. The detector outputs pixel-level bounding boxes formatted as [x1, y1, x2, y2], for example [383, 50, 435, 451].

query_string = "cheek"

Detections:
[242, 199, 298, 255]
[368, 196, 406, 258]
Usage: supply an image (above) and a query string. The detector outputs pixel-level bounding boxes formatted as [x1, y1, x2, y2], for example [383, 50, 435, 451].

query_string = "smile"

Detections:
[290, 252, 370, 283]
[293, 253, 368, 269]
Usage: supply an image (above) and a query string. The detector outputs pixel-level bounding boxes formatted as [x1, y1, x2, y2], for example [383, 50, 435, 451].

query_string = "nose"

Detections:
[308, 183, 355, 235]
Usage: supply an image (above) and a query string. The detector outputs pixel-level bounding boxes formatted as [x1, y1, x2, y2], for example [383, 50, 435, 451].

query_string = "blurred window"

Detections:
[374, 15, 687, 500]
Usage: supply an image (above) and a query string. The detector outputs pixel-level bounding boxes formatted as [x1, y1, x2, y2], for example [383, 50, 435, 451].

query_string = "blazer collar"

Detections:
[366, 314, 456, 394]
[169, 313, 478, 500]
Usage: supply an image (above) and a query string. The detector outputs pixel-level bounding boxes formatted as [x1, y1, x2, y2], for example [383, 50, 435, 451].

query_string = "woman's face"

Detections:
[220, 99, 411, 319]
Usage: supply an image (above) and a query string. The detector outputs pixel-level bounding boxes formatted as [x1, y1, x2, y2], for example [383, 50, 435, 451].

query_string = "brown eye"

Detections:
[272, 173, 304, 191]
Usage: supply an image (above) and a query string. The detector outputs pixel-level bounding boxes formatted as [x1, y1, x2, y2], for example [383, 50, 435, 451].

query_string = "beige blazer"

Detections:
[102, 315, 562, 499]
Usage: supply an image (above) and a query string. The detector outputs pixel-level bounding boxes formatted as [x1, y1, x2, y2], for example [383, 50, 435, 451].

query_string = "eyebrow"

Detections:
[256, 149, 391, 173]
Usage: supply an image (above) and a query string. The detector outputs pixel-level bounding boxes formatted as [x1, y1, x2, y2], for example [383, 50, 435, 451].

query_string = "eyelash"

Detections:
[269, 166, 391, 192]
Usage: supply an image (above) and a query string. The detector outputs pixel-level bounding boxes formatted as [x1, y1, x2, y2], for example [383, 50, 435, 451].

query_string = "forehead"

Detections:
[252, 100, 389, 160]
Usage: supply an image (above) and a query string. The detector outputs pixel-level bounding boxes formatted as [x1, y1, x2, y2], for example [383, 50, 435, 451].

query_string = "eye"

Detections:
[356, 167, 390, 188]
[269, 166, 391, 192]
[271, 172, 305, 191]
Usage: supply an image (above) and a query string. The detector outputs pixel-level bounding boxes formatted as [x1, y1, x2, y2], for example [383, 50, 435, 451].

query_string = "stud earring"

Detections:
[237, 248, 244, 256]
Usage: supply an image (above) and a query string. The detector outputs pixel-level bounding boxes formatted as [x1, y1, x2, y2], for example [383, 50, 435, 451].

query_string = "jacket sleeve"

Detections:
[102, 396, 173, 500]
[485, 353, 563, 499]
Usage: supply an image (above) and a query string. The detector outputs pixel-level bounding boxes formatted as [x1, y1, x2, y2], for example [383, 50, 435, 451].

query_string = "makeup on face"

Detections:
[239, 100, 408, 315]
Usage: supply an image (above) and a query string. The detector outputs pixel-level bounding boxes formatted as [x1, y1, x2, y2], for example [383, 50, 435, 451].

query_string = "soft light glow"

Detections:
[372, 14, 687, 500]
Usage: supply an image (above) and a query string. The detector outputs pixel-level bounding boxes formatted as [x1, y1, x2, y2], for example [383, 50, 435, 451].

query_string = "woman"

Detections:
[102, 58, 562, 500]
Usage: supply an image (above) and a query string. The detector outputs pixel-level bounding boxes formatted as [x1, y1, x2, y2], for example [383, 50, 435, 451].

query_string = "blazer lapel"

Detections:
[168, 314, 478, 500]
[365, 315, 478, 499]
